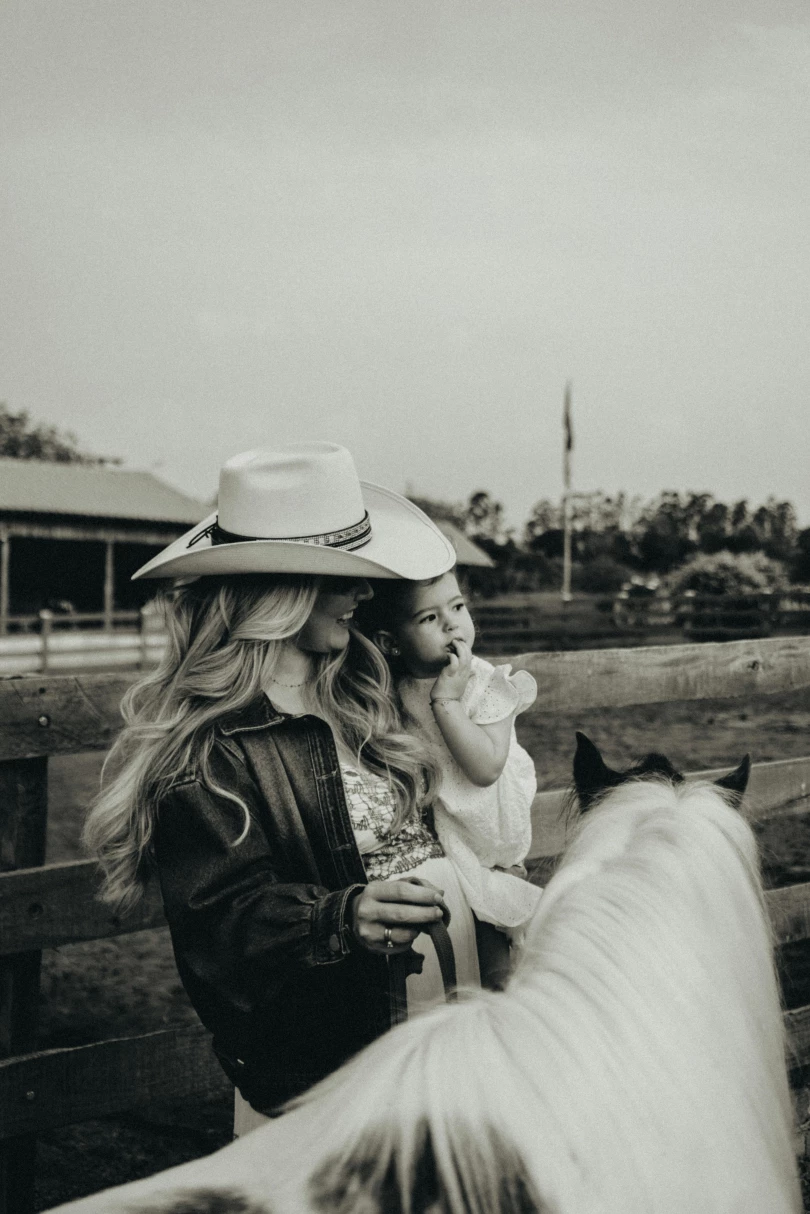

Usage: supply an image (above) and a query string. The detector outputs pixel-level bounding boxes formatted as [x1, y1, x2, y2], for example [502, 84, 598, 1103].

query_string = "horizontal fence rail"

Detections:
[528, 754, 810, 859]
[0, 1026, 230, 1140]
[3, 634, 810, 762]
[0, 754, 808, 957]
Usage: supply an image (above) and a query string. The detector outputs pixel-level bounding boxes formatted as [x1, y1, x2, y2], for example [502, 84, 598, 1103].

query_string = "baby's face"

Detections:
[394, 572, 475, 677]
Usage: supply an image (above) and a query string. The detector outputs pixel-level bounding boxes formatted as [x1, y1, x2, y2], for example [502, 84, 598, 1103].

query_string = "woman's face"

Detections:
[296, 577, 373, 653]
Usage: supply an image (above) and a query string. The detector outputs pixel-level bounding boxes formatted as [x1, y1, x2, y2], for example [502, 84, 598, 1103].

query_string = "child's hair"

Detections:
[83, 573, 441, 911]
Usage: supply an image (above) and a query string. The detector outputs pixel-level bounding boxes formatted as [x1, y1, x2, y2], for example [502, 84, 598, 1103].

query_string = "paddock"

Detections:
[2, 635, 810, 1212]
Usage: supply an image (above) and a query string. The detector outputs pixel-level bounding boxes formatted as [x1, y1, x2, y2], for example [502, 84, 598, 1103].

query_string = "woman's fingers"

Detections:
[372, 901, 444, 926]
[372, 878, 445, 904]
[350, 879, 448, 952]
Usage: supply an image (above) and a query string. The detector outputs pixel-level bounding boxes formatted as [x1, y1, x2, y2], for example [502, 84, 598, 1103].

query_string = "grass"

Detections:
[28, 682, 810, 1210]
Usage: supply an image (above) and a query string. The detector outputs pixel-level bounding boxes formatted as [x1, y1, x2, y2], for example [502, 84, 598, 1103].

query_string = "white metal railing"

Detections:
[0, 609, 166, 674]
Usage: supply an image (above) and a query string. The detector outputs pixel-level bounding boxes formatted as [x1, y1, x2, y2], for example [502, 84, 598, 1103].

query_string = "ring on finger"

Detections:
[384, 927, 394, 950]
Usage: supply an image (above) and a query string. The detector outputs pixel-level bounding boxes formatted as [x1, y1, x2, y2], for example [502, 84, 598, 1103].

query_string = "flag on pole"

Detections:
[563, 381, 573, 491]
[562, 382, 573, 602]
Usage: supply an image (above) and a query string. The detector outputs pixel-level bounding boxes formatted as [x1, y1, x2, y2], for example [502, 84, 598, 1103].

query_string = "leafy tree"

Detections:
[750, 498, 797, 562]
[0, 403, 116, 464]
[524, 498, 561, 547]
[464, 490, 512, 545]
[792, 530, 810, 585]
[572, 555, 629, 594]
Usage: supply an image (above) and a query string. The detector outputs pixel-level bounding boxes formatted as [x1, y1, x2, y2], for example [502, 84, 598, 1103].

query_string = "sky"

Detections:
[1, 0, 809, 531]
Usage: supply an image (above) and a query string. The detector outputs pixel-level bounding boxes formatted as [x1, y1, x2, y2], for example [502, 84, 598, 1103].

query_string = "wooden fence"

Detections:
[474, 591, 810, 653]
[2, 636, 810, 1211]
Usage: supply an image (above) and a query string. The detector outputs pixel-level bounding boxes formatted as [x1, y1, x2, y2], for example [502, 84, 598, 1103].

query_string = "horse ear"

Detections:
[715, 754, 751, 805]
[573, 732, 620, 810]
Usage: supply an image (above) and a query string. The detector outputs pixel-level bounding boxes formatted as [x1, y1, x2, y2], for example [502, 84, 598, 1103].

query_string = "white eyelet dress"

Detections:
[399, 656, 543, 934]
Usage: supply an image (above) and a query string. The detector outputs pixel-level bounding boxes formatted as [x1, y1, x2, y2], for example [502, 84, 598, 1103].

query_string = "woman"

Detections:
[83, 441, 481, 1133]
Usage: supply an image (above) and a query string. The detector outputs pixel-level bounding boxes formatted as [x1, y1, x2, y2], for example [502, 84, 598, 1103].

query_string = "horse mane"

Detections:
[51, 773, 800, 1214]
[284, 776, 799, 1213]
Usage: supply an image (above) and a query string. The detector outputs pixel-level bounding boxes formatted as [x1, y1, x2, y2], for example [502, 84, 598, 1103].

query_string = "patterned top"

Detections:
[340, 762, 443, 881]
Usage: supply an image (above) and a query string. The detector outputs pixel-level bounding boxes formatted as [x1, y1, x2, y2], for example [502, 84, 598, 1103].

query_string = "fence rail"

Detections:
[474, 591, 810, 652]
[0, 610, 166, 676]
[2, 635, 810, 1212]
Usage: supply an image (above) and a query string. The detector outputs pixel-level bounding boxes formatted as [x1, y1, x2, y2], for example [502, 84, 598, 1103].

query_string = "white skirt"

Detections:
[234, 855, 479, 1136]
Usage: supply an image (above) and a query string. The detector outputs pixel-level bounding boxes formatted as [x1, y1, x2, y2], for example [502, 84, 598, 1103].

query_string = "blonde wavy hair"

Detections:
[83, 574, 440, 912]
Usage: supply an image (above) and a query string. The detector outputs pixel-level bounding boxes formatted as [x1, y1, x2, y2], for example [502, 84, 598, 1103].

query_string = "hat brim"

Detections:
[132, 482, 457, 582]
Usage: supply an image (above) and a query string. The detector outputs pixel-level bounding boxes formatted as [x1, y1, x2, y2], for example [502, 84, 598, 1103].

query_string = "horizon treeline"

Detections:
[411, 489, 810, 596]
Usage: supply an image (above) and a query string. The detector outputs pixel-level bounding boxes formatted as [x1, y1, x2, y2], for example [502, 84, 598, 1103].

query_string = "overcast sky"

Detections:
[2, 1, 808, 529]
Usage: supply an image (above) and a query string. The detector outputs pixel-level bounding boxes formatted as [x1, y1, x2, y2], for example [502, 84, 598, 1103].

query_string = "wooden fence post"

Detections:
[0, 756, 48, 1214]
[38, 612, 52, 676]
[0, 529, 9, 638]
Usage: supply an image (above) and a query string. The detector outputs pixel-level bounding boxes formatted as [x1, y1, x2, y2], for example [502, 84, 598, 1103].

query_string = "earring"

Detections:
[391, 647, 400, 656]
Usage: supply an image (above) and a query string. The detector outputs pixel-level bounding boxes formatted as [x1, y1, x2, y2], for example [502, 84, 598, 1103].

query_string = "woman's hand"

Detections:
[350, 877, 447, 954]
[430, 638, 473, 703]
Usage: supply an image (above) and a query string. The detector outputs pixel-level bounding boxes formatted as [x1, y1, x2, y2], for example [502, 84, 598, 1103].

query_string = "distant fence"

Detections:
[2, 637, 810, 1210]
[474, 591, 810, 653]
[4, 594, 810, 673]
[0, 609, 166, 675]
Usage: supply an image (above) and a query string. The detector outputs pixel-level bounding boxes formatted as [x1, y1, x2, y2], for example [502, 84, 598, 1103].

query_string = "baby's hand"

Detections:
[431, 638, 472, 702]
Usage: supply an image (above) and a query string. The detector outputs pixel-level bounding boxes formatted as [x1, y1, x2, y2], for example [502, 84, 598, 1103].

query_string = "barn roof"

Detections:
[0, 458, 206, 524]
[435, 520, 495, 568]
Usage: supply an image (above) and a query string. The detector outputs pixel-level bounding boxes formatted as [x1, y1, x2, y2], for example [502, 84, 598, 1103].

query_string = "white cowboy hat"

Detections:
[133, 442, 456, 581]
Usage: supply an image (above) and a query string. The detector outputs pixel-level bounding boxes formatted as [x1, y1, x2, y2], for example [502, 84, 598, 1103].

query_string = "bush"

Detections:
[667, 551, 789, 596]
[573, 556, 631, 594]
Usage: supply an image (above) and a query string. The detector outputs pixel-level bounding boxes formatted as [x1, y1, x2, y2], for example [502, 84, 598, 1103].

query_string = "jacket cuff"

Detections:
[311, 883, 365, 964]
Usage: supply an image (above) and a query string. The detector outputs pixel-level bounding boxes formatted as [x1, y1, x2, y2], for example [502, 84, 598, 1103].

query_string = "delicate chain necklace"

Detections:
[268, 672, 311, 689]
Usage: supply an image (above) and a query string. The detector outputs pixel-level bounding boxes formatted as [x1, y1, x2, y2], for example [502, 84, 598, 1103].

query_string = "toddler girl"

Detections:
[359, 570, 542, 945]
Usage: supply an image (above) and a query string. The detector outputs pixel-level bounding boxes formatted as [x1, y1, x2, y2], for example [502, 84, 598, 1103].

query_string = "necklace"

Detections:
[268, 672, 311, 689]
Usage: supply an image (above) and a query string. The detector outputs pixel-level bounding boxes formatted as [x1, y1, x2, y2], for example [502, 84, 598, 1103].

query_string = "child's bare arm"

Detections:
[431, 704, 512, 786]
[430, 640, 513, 786]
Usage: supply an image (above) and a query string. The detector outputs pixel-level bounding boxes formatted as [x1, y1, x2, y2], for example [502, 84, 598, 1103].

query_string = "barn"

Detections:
[0, 460, 492, 633]
[0, 459, 205, 631]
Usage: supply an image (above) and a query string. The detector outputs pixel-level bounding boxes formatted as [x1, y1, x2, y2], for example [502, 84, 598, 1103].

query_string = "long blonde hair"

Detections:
[83, 574, 440, 911]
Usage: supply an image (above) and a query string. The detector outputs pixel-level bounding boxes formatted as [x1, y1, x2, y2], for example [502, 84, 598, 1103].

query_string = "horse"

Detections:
[48, 733, 801, 1214]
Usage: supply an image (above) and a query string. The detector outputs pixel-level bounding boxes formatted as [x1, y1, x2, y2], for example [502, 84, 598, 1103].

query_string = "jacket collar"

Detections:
[218, 693, 290, 736]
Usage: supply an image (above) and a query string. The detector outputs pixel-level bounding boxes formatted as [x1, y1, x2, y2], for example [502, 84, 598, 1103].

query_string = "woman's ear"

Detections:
[373, 630, 400, 657]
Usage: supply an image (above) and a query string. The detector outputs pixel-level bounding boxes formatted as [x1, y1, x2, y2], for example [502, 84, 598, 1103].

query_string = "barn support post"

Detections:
[103, 541, 115, 631]
[0, 756, 48, 1214]
[0, 529, 9, 637]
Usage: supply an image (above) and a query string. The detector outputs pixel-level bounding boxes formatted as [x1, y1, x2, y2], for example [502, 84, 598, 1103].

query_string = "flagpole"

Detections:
[562, 381, 573, 605]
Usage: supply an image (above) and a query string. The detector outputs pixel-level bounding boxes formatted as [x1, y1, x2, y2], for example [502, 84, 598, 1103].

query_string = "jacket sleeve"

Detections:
[153, 742, 365, 1016]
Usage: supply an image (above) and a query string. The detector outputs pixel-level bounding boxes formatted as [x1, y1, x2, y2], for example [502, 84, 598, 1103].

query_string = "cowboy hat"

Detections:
[133, 442, 456, 581]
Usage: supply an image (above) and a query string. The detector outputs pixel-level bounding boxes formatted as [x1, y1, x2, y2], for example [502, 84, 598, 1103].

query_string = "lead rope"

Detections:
[388, 911, 457, 1026]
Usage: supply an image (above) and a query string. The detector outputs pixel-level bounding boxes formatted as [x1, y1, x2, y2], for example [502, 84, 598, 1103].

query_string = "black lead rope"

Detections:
[388, 915, 458, 1026]
[427, 917, 458, 999]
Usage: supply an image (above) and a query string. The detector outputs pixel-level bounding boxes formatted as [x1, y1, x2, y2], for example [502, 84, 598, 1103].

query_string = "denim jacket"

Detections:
[153, 693, 407, 1112]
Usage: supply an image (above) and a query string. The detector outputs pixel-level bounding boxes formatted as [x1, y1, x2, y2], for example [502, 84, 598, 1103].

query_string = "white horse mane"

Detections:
[50, 777, 801, 1214]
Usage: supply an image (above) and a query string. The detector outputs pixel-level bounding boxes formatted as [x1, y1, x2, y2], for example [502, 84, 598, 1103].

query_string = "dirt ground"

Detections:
[30, 683, 810, 1210]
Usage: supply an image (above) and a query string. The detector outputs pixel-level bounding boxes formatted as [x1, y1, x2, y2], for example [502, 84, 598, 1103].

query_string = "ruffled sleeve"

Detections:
[465, 659, 537, 726]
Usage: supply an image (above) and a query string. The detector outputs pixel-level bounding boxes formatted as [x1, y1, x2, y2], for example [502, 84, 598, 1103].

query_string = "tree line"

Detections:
[411, 489, 810, 596]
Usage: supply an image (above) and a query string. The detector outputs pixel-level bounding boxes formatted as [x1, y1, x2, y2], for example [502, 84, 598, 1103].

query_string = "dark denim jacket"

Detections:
[153, 693, 404, 1112]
